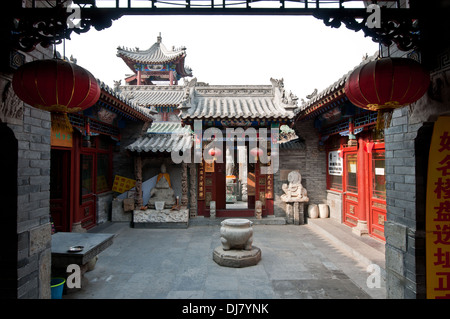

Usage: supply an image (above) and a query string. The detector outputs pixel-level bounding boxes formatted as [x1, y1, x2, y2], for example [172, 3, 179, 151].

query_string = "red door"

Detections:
[214, 161, 226, 210]
[79, 153, 96, 229]
[368, 147, 387, 241]
[50, 149, 71, 232]
[343, 152, 359, 227]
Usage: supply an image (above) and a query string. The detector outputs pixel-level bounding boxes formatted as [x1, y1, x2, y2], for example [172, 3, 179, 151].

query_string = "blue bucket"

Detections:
[51, 277, 66, 299]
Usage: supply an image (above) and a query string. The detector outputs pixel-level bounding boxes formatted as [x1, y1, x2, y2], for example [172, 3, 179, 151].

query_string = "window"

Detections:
[328, 150, 343, 190]
[372, 152, 386, 200]
[81, 135, 113, 195]
[97, 153, 111, 193]
[346, 153, 358, 194]
[81, 154, 93, 196]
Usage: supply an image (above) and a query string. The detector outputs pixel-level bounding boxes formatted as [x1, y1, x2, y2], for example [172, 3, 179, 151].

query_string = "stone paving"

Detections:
[64, 222, 386, 299]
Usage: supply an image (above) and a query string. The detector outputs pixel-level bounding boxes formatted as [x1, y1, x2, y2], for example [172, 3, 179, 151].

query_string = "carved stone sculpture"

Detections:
[281, 171, 308, 203]
[281, 171, 309, 225]
[147, 163, 176, 209]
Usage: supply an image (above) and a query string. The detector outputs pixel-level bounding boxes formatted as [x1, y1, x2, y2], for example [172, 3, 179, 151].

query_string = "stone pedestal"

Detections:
[286, 202, 305, 225]
[352, 220, 369, 236]
[210, 201, 216, 220]
[213, 246, 261, 268]
[132, 208, 189, 228]
[255, 200, 262, 219]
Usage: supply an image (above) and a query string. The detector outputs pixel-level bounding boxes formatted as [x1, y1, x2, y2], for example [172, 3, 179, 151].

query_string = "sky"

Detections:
[58, 14, 379, 100]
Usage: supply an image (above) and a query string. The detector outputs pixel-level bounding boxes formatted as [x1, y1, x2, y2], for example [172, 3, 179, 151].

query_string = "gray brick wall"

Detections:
[384, 106, 431, 299]
[275, 118, 327, 217]
[0, 41, 53, 298]
[8, 104, 52, 299]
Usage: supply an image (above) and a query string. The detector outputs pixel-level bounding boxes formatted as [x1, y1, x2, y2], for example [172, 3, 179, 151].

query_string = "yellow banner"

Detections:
[426, 116, 450, 299]
[112, 175, 136, 194]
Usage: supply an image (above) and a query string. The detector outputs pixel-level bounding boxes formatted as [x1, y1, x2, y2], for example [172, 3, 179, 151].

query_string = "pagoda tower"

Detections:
[117, 33, 193, 86]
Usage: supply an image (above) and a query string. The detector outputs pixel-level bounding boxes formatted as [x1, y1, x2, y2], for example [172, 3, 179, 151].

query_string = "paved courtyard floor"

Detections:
[64, 221, 386, 300]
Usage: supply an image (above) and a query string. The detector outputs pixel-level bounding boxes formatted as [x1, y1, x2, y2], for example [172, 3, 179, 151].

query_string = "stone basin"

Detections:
[214, 218, 261, 268]
[220, 218, 253, 251]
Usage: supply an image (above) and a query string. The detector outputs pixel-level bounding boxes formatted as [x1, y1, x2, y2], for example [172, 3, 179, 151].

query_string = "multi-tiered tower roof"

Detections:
[117, 33, 192, 86]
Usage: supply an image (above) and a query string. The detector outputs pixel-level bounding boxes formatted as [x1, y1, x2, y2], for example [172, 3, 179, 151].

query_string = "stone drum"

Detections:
[213, 218, 261, 268]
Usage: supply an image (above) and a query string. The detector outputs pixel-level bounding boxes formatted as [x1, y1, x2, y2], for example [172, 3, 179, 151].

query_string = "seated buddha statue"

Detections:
[147, 163, 176, 209]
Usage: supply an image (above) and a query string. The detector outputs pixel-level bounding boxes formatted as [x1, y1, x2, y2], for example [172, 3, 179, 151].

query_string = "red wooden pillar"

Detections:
[71, 132, 81, 231]
[169, 71, 174, 86]
[137, 70, 142, 85]
[354, 133, 370, 235]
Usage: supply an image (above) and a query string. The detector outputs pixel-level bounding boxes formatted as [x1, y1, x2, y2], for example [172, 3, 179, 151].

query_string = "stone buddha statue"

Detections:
[147, 163, 176, 209]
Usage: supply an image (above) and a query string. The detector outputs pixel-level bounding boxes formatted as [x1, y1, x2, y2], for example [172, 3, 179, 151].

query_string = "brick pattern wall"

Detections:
[9, 105, 52, 299]
[0, 39, 53, 298]
[384, 107, 429, 299]
[275, 118, 327, 217]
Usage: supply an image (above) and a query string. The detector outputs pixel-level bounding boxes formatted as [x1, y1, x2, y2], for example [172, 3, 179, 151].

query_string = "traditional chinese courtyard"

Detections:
[64, 220, 386, 299]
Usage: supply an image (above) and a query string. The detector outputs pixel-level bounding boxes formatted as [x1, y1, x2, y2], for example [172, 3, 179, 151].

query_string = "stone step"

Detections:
[189, 216, 287, 226]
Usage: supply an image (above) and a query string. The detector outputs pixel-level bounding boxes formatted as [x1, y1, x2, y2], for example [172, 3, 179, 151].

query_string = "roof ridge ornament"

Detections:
[157, 32, 162, 43]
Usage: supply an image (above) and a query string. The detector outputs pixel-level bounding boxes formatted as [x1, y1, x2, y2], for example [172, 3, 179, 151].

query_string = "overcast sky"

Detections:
[59, 14, 379, 100]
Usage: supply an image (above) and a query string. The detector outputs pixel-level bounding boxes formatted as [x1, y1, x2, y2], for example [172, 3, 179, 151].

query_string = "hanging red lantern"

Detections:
[344, 57, 430, 112]
[208, 147, 222, 162]
[250, 147, 263, 161]
[12, 58, 101, 132]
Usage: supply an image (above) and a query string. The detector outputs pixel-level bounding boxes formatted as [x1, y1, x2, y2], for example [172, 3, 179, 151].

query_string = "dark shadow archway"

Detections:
[0, 122, 18, 298]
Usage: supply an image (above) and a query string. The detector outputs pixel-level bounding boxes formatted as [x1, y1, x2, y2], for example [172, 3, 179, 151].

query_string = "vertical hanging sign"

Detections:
[426, 116, 450, 299]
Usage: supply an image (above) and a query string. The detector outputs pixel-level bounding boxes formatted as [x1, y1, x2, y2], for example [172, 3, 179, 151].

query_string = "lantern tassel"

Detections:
[375, 109, 393, 132]
[51, 113, 73, 133]
[376, 110, 384, 131]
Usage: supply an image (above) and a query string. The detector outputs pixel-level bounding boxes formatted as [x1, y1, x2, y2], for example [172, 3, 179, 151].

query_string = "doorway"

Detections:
[343, 152, 359, 227]
[0, 123, 18, 298]
[50, 149, 71, 232]
[225, 145, 249, 210]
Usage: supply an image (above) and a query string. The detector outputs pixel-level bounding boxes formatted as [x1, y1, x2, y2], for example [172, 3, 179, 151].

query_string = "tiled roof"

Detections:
[119, 85, 185, 107]
[97, 80, 156, 121]
[279, 138, 306, 150]
[126, 122, 192, 153]
[117, 39, 185, 65]
[178, 78, 297, 121]
[295, 52, 379, 118]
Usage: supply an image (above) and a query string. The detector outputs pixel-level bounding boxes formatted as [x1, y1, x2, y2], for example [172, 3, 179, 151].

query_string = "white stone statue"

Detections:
[281, 171, 309, 225]
[226, 148, 234, 177]
[281, 171, 308, 203]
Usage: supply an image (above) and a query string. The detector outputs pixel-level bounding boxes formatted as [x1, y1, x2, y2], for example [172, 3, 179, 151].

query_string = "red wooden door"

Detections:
[79, 153, 96, 229]
[368, 148, 387, 241]
[50, 149, 70, 232]
[343, 152, 359, 227]
[214, 161, 226, 209]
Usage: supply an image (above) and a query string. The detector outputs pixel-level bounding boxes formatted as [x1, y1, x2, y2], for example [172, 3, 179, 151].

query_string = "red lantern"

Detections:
[344, 57, 430, 112]
[208, 147, 222, 161]
[12, 58, 101, 131]
[250, 147, 263, 161]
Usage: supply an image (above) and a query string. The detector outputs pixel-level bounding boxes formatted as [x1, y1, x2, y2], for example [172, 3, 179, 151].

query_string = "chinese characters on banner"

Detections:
[426, 116, 450, 299]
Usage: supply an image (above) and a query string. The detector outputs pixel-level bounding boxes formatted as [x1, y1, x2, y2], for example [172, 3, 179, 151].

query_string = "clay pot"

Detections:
[307, 204, 319, 219]
[319, 204, 329, 218]
[220, 218, 253, 251]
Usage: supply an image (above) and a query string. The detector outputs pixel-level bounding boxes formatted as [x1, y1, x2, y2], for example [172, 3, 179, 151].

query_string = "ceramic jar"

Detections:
[307, 204, 319, 219]
[319, 204, 329, 218]
[220, 218, 253, 251]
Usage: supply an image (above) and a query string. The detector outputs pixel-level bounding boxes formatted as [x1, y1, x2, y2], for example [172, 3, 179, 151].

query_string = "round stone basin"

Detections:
[214, 218, 260, 268]
[221, 218, 253, 228]
[220, 218, 253, 251]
